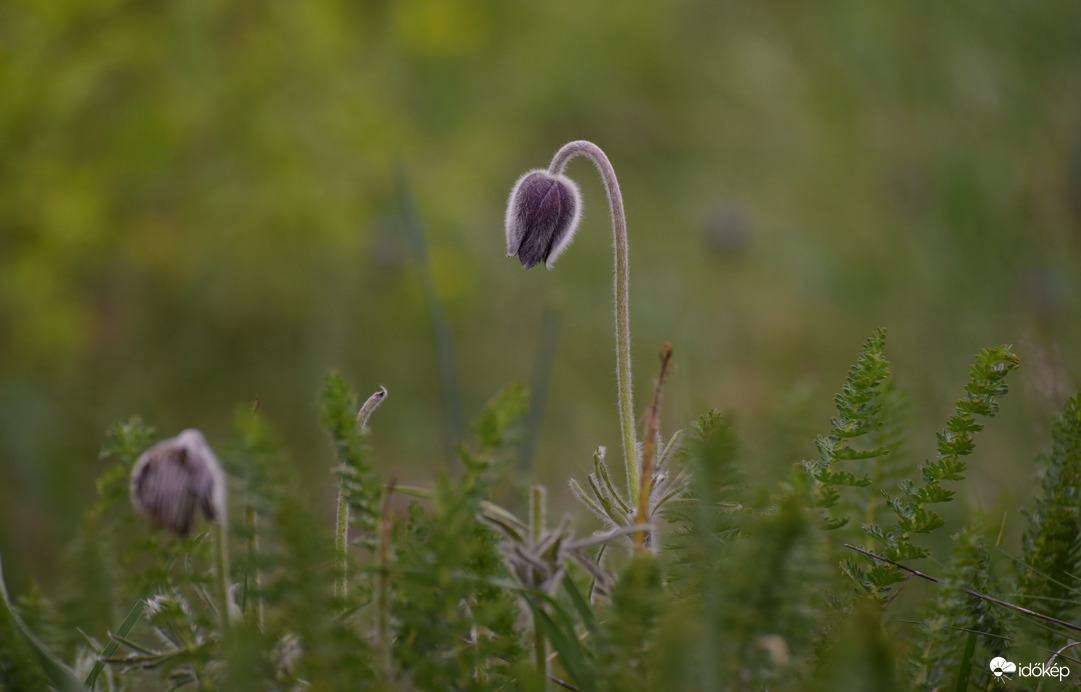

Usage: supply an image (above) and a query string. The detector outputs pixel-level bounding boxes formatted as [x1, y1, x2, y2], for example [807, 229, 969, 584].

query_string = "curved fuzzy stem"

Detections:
[548, 141, 639, 502]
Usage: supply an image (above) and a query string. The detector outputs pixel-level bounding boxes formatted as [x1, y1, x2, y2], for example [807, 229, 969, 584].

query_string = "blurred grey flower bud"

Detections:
[702, 203, 751, 257]
[130, 429, 226, 535]
[505, 169, 582, 269]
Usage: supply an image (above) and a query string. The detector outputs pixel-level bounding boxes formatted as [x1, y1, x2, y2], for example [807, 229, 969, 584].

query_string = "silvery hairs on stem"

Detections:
[130, 429, 226, 535]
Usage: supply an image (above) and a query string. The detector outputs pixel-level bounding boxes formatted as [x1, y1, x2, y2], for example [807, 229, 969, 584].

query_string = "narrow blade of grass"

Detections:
[529, 601, 596, 692]
[85, 553, 179, 690]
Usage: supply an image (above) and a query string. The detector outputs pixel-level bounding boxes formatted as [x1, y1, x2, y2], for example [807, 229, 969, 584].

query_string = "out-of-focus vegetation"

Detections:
[2, 350, 1079, 690]
[1, 0, 1079, 592]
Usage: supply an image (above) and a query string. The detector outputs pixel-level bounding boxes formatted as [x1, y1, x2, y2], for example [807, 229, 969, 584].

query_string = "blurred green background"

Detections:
[2, 0, 1079, 592]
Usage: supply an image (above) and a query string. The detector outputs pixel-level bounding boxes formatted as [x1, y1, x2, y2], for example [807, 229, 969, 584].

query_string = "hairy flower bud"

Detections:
[505, 169, 582, 269]
[130, 429, 226, 535]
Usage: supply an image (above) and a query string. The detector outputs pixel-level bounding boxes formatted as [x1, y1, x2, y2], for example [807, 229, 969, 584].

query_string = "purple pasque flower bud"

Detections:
[130, 429, 226, 535]
[505, 169, 582, 269]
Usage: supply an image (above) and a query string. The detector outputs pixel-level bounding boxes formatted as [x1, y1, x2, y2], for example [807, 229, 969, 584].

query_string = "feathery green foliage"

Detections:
[802, 329, 907, 600]
[322, 373, 383, 540]
[5, 325, 1081, 691]
[804, 328, 892, 533]
[841, 343, 1019, 600]
[0, 562, 57, 692]
[663, 411, 745, 596]
[873, 345, 1018, 557]
[660, 412, 835, 690]
[391, 386, 526, 689]
[808, 600, 901, 692]
[910, 523, 1011, 691]
[1017, 393, 1081, 626]
[596, 555, 663, 692]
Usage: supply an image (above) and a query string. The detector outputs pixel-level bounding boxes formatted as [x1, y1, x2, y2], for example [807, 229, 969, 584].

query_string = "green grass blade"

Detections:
[85, 553, 178, 690]
[561, 573, 597, 632]
[953, 629, 977, 692]
[529, 602, 596, 692]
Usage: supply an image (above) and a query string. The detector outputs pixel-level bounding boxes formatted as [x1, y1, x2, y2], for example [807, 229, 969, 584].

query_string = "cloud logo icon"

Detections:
[990, 657, 1017, 677]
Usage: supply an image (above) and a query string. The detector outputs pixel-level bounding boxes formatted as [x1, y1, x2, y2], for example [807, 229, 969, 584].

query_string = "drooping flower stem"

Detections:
[547, 141, 639, 502]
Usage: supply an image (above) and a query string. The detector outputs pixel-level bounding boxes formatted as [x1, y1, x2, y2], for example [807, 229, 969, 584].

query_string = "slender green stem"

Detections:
[530, 484, 546, 545]
[335, 485, 350, 601]
[952, 629, 977, 692]
[377, 479, 397, 680]
[528, 484, 548, 679]
[534, 611, 548, 679]
[245, 505, 264, 630]
[548, 141, 639, 502]
[213, 521, 232, 635]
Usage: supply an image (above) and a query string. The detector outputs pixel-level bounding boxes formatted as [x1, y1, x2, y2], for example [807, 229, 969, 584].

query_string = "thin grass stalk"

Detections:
[335, 484, 350, 601]
[530, 484, 548, 679]
[377, 478, 397, 680]
[213, 521, 231, 634]
[845, 544, 1081, 635]
[245, 504, 264, 631]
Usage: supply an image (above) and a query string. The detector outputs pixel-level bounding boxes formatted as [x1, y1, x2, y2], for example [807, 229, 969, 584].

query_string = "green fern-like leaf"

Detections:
[596, 555, 664, 692]
[808, 599, 901, 692]
[883, 344, 1018, 564]
[320, 373, 383, 539]
[910, 524, 1010, 692]
[663, 411, 745, 593]
[471, 383, 529, 454]
[812, 468, 872, 488]
[1017, 393, 1081, 628]
[392, 386, 529, 690]
[806, 329, 893, 538]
